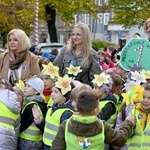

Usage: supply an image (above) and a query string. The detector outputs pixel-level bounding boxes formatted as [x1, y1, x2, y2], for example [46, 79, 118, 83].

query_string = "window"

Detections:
[85, 14, 89, 25]
[98, 0, 102, 6]
[97, 13, 103, 24]
[104, 0, 108, 4]
[104, 13, 109, 25]
[74, 14, 77, 24]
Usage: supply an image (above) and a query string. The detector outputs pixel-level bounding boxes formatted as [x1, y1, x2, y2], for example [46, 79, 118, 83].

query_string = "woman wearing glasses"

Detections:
[53, 22, 101, 86]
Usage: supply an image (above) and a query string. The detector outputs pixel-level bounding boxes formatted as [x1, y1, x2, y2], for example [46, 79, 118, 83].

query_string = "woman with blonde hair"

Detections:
[53, 22, 101, 85]
[0, 29, 40, 85]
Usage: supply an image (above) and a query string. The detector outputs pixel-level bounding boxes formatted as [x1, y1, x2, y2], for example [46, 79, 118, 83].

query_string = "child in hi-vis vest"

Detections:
[32, 75, 75, 150]
[51, 89, 136, 150]
[18, 76, 45, 150]
[0, 78, 21, 150]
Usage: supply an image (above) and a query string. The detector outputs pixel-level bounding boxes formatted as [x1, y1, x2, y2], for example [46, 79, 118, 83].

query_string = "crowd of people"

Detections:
[0, 18, 149, 150]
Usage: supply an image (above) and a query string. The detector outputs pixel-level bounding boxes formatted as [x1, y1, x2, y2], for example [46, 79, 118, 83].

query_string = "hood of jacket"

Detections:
[24, 95, 45, 104]
[52, 100, 74, 113]
[100, 94, 117, 104]
[67, 115, 102, 137]
[0, 89, 21, 114]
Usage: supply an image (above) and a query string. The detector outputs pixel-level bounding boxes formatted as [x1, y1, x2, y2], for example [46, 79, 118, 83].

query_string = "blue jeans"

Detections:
[43, 144, 51, 150]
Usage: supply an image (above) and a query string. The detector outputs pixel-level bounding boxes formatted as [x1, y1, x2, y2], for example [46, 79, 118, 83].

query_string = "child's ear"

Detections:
[92, 107, 99, 115]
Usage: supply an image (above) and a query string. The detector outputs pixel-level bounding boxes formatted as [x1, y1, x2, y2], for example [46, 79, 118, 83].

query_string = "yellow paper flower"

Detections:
[66, 65, 82, 76]
[16, 80, 25, 91]
[141, 70, 150, 79]
[122, 92, 130, 105]
[42, 62, 59, 79]
[122, 84, 144, 105]
[92, 72, 110, 87]
[130, 85, 144, 100]
[130, 71, 146, 84]
[55, 74, 72, 95]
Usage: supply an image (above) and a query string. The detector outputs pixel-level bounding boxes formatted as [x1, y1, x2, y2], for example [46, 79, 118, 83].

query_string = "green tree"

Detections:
[41, 0, 99, 42]
[102, 0, 150, 28]
[0, 0, 45, 46]
[0, 0, 99, 45]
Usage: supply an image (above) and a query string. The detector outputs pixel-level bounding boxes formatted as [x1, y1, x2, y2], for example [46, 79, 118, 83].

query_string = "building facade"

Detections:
[34, 0, 148, 46]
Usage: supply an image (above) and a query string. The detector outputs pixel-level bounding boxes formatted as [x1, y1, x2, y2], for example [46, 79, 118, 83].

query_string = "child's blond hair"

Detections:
[70, 84, 92, 102]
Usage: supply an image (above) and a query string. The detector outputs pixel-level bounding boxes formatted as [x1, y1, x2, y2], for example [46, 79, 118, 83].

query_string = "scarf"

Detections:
[9, 51, 27, 85]
[43, 89, 52, 96]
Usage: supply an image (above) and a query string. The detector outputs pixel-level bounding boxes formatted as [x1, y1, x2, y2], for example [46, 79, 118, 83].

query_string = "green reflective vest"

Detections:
[65, 116, 105, 150]
[43, 107, 73, 146]
[99, 94, 119, 127]
[0, 101, 19, 130]
[19, 101, 43, 141]
[127, 109, 150, 150]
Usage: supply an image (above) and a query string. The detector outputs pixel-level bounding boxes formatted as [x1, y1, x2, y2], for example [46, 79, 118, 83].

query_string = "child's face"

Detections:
[51, 86, 66, 104]
[141, 89, 150, 110]
[99, 55, 105, 62]
[24, 84, 37, 96]
[41, 76, 54, 89]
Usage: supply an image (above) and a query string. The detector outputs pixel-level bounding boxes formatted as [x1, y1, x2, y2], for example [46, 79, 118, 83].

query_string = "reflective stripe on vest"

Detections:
[0, 116, 15, 126]
[43, 108, 74, 146]
[20, 101, 43, 141]
[0, 101, 19, 130]
[65, 118, 105, 150]
[127, 109, 150, 150]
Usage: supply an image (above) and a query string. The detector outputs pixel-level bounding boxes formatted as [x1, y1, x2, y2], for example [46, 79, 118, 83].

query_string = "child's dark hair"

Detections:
[142, 83, 150, 90]
[38, 56, 49, 71]
[0, 78, 13, 91]
[77, 89, 98, 115]
[51, 48, 58, 56]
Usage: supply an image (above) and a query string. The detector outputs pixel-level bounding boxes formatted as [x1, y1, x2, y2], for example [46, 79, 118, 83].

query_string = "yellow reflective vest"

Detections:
[43, 107, 73, 146]
[65, 117, 105, 150]
[99, 94, 119, 127]
[19, 101, 43, 141]
[0, 101, 19, 130]
[127, 109, 150, 150]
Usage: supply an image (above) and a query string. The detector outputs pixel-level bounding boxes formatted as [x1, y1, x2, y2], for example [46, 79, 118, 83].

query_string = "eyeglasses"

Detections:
[71, 33, 82, 37]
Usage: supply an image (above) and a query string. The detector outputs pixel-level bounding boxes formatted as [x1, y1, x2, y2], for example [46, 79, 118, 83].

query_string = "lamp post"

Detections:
[34, 0, 39, 44]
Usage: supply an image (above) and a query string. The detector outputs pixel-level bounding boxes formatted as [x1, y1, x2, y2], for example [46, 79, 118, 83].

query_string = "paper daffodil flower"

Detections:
[42, 62, 59, 79]
[92, 72, 110, 87]
[66, 65, 82, 76]
[130, 71, 146, 84]
[122, 92, 131, 105]
[123, 80, 138, 92]
[55, 74, 72, 95]
[141, 70, 150, 79]
[130, 85, 144, 100]
[16, 80, 25, 91]
[122, 84, 144, 105]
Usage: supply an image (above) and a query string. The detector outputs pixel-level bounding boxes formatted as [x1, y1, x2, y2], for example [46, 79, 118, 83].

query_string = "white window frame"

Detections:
[97, 13, 103, 24]
[104, 13, 109, 25]
[98, 0, 102, 6]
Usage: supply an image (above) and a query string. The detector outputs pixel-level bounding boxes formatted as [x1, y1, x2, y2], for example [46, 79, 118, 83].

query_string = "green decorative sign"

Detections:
[119, 38, 150, 71]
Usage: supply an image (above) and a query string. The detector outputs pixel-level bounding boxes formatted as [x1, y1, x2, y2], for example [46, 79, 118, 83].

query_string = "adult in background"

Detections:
[0, 29, 40, 85]
[53, 22, 101, 85]
[144, 18, 150, 41]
